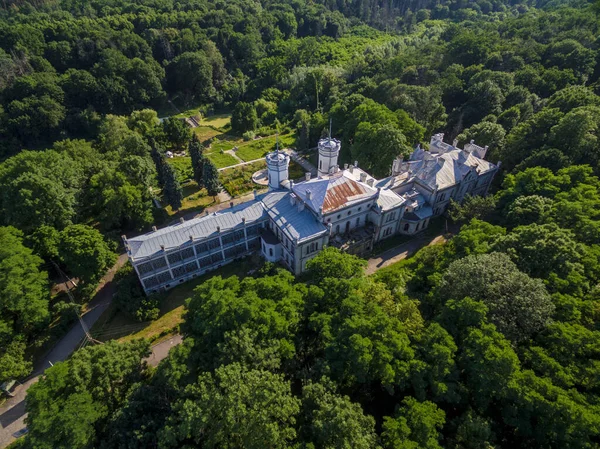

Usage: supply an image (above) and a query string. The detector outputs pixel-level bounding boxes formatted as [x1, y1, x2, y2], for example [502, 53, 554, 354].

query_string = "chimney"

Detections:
[452, 138, 458, 147]
[189, 235, 194, 241]
[306, 190, 312, 200]
[152, 226, 157, 232]
[216, 226, 221, 233]
[289, 194, 296, 206]
[344, 163, 348, 170]
[160, 244, 165, 251]
[253, 189, 258, 200]
[242, 217, 246, 225]
[360, 172, 367, 182]
[230, 201, 234, 208]
[354, 160, 358, 167]
[179, 217, 185, 224]
[305, 172, 311, 181]
[349, 165, 354, 173]
[366, 178, 374, 187]
[121, 234, 127, 242]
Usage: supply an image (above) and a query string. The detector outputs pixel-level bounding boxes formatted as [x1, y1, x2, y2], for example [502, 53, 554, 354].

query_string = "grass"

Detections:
[235, 133, 296, 162]
[92, 259, 258, 344]
[201, 114, 231, 128]
[289, 160, 305, 180]
[167, 157, 193, 183]
[164, 182, 215, 216]
[208, 139, 236, 153]
[206, 151, 239, 169]
[220, 160, 267, 197]
[194, 126, 222, 142]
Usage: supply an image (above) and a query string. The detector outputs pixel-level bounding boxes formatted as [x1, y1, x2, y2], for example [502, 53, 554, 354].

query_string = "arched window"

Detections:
[319, 160, 322, 170]
[269, 248, 273, 257]
[404, 223, 409, 231]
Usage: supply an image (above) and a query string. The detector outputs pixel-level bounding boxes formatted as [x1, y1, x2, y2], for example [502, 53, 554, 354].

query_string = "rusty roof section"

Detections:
[322, 174, 373, 213]
[292, 172, 377, 215]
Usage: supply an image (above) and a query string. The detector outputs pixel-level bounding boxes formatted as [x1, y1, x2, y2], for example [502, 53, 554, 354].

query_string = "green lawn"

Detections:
[235, 133, 296, 162]
[206, 151, 239, 168]
[202, 114, 231, 128]
[208, 139, 236, 153]
[194, 126, 222, 142]
[165, 182, 215, 216]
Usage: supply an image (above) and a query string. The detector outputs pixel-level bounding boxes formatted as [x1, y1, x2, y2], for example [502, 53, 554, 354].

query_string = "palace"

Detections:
[124, 132, 499, 294]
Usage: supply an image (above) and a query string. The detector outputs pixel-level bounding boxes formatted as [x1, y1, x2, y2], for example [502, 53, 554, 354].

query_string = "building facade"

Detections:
[125, 132, 499, 294]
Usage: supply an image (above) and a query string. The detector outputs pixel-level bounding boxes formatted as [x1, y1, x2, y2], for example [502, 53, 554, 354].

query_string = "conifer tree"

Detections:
[162, 162, 183, 211]
[189, 134, 205, 187]
[151, 143, 166, 188]
[203, 160, 221, 201]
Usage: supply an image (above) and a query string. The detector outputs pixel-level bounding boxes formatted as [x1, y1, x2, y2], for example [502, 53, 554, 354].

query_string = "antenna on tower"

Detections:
[276, 132, 279, 153]
[328, 118, 332, 140]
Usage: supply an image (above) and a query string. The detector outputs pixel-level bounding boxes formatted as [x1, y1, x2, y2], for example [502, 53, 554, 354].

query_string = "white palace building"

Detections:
[124, 132, 499, 294]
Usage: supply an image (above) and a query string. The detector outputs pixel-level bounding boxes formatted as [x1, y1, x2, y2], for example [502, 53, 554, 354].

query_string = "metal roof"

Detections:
[126, 200, 266, 260]
[292, 171, 378, 214]
[261, 191, 328, 242]
[376, 188, 406, 211]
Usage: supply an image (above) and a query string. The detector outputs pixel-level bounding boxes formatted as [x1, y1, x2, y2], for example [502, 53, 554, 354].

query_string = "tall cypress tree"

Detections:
[203, 160, 221, 201]
[189, 134, 205, 187]
[151, 142, 166, 188]
[162, 162, 183, 211]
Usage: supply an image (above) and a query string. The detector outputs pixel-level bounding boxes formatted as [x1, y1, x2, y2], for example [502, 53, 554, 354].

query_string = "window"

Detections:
[347, 211, 351, 216]
[358, 207, 362, 211]
[137, 261, 154, 275]
[319, 160, 322, 170]
[337, 214, 341, 219]
[269, 248, 273, 257]
[404, 223, 409, 231]
[327, 218, 331, 223]
[167, 251, 182, 265]
[416, 222, 420, 231]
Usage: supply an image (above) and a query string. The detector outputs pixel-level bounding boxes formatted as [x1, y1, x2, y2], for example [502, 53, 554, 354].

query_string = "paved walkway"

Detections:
[145, 335, 184, 367]
[365, 232, 449, 275]
[217, 156, 263, 172]
[0, 254, 129, 448]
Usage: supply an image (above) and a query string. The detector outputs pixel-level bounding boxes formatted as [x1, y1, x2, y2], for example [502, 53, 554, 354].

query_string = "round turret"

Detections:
[318, 137, 341, 176]
[265, 150, 290, 189]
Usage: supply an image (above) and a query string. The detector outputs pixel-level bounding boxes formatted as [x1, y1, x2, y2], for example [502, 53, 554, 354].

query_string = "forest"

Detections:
[0, 0, 600, 446]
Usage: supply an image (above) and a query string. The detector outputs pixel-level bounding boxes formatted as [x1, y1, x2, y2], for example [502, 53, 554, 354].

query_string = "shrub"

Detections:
[113, 264, 160, 322]
[242, 131, 256, 141]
